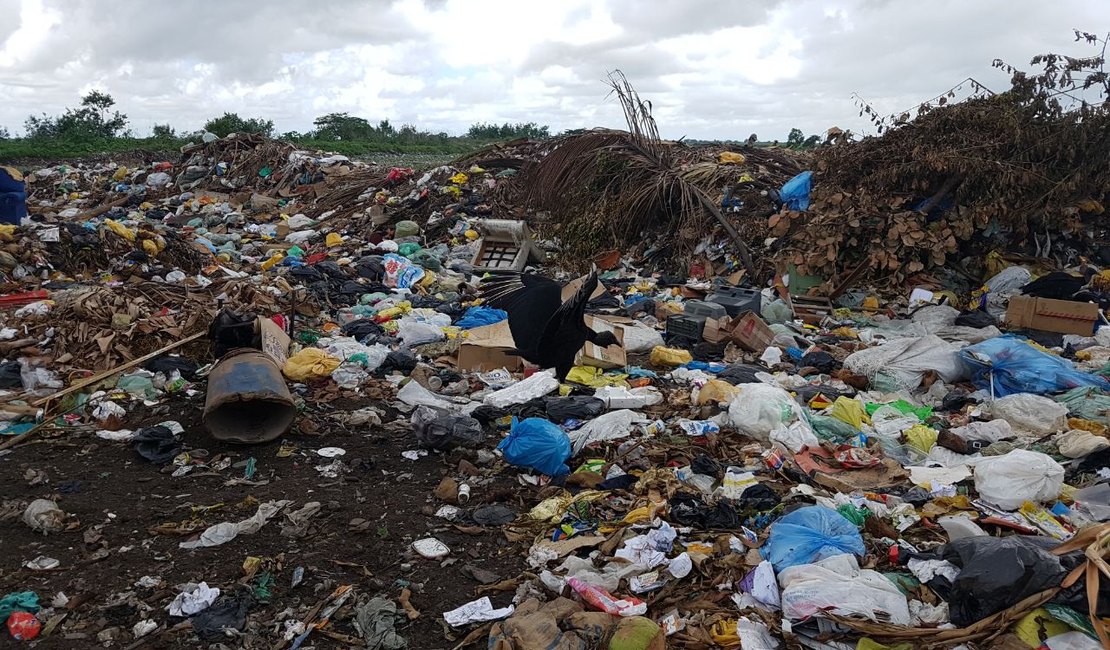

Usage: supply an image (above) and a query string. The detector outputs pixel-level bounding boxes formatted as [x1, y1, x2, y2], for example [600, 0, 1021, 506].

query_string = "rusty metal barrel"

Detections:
[203, 349, 295, 444]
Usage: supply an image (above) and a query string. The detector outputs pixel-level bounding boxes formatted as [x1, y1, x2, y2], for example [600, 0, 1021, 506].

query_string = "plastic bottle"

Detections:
[678, 420, 720, 436]
[566, 578, 647, 617]
[457, 483, 471, 504]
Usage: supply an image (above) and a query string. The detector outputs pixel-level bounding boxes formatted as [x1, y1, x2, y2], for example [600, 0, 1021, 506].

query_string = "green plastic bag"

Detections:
[0, 591, 39, 619]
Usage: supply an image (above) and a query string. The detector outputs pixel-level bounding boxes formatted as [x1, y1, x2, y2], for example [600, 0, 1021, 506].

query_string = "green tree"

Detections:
[0, 126, 9, 140]
[24, 90, 130, 140]
[203, 112, 274, 138]
[312, 112, 374, 141]
[786, 128, 805, 148]
[151, 123, 176, 139]
[467, 122, 550, 140]
[280, 131, 304, 140]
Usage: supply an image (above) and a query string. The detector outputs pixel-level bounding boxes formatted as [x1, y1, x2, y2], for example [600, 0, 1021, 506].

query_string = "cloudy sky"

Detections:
[0, 0, 1107, 140]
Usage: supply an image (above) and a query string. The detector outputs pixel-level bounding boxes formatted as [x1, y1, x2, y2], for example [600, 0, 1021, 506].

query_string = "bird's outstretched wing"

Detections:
[538, 270, 599, 363]
[479, 271, 562, 361]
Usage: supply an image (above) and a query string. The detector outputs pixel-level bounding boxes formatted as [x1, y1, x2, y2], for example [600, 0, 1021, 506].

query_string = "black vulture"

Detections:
[480, 269, 621, 381]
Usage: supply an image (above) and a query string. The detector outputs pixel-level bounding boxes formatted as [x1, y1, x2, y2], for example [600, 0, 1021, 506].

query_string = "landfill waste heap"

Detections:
[0, 55, 1109, 649]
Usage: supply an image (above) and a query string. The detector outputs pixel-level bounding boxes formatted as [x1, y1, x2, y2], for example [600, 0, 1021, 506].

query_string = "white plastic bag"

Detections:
[484, 370, 558, 408]
[594, 386, 663, 409]
[770, 420, 819, 453]
[397, 320, 445, 347]
[911, 305, 959, 332]
[779, 554, 911, 625]
[844, 335, 965, 390]
[949, 419, 1014, 443]
[620, 321, 665, 353]
[990, 393, 1068, 435]
[568, 409, 649, 454]
[728, 384, 806, 442]
[972, 449, 1064, 510]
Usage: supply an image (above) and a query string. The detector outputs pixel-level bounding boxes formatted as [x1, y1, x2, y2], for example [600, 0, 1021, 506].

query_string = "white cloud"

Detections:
[0, 0, 1107, 139]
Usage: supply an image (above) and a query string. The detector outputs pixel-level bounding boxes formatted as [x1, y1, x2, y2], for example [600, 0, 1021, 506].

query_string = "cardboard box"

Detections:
[1006, 296, 1100, 336]
[257, 317, 292, 367]
[456, 321, 524, 372]
[729, 311, 776, 351]
[577, 315, 627, 369]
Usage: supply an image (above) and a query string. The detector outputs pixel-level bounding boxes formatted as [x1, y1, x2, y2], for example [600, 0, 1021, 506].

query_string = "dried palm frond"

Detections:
[522, 72, 755, 274]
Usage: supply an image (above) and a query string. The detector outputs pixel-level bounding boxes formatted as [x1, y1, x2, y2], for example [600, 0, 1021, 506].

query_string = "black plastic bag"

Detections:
[736, 483, 780, 511]
[191, 589, 254, 641]
[954, 309, 996, 328]
[412, 406, 484, 450]
[801, 350, 840, 374]
[0, 361, 22, 388]
[691, 453, 723, 480]
[470, 405, 508, 426]
[471, 504, 516, 526]
[717, 364, 764, 385]
[669, 491, 739, 530]
[508, 398, 548, 421]
[143, 356, 200, 379]
[132, 426, 181, 464]
[937, 536, 1066, 626]
[379, 350, 416, 374]
[208, 308, 256, 357]
[545, 396, 605, 422]
[341, 318, 384, 343]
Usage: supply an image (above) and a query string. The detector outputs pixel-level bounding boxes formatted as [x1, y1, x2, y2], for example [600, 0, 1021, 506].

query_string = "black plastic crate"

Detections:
[707, 286, 762, 317]
[666, 314, 706, 340]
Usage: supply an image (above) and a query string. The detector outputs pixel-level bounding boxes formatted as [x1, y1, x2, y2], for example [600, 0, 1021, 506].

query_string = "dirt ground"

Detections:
[0, 390, 529, 649]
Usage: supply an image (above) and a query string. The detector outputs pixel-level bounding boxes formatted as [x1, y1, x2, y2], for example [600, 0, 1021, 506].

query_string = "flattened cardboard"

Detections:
[576, 316, 627, 369]
[257, 317, 291, 367]
[456, 320, 524, 372]
[1006, 295, 1100, 336]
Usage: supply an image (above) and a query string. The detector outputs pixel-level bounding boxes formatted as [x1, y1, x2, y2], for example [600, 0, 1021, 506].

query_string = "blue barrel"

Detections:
[203, 349, 295, 443]
[0, 166, 27, 225]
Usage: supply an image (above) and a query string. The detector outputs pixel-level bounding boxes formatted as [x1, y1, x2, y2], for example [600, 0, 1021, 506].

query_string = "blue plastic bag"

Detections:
[455, 306, 508, 329]
[497, 417, 571, 476]
[780, 171, 813, 211]
[959, 336, 1110, 397]
[761, 506, 865, 571]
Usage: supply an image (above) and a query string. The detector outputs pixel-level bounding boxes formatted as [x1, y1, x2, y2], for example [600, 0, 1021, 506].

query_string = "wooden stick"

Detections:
[32, 331, 206, 408]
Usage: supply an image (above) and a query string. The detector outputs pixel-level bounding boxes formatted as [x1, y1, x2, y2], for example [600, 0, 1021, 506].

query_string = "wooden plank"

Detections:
[32, 331, 206, 408]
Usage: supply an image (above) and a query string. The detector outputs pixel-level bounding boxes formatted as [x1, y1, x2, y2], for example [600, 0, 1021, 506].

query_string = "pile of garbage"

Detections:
[0, 122, 1108, 650]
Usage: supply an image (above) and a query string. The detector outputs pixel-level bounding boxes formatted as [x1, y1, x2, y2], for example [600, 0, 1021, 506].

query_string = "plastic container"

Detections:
[203, 349, 296, 444]
[706, 286, 762, 317]
[683, 300, 728, 320]
[666, 314, 705, 340]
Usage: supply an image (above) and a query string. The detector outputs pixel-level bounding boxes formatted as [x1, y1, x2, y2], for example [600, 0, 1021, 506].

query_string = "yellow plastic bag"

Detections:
[260, 253, 284, 271]
[141, 239, 159, 256]
[449, 172, 469, 185]
[905, 424, 938, 453]
[105, 219, 136, 242]
[650, 346, 692, 367]
[0, 224, 17, 241]
[696, 379, 739, 405]
[1013, 608, 1070, 647]
[566, 366, 628, 388]
[829, 396, 871, 429]
[282, 348, 341, 381]
[112, 167, 129, 181]
[325, 232, 343, 247]
[718, 151, 746, 165]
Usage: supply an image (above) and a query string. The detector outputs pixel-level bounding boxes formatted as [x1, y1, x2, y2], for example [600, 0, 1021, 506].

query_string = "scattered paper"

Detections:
[443, 596, 514, 627]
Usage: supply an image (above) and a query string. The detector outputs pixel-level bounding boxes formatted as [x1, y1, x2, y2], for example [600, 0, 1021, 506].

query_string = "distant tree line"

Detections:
[0, 92, 552, 147]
